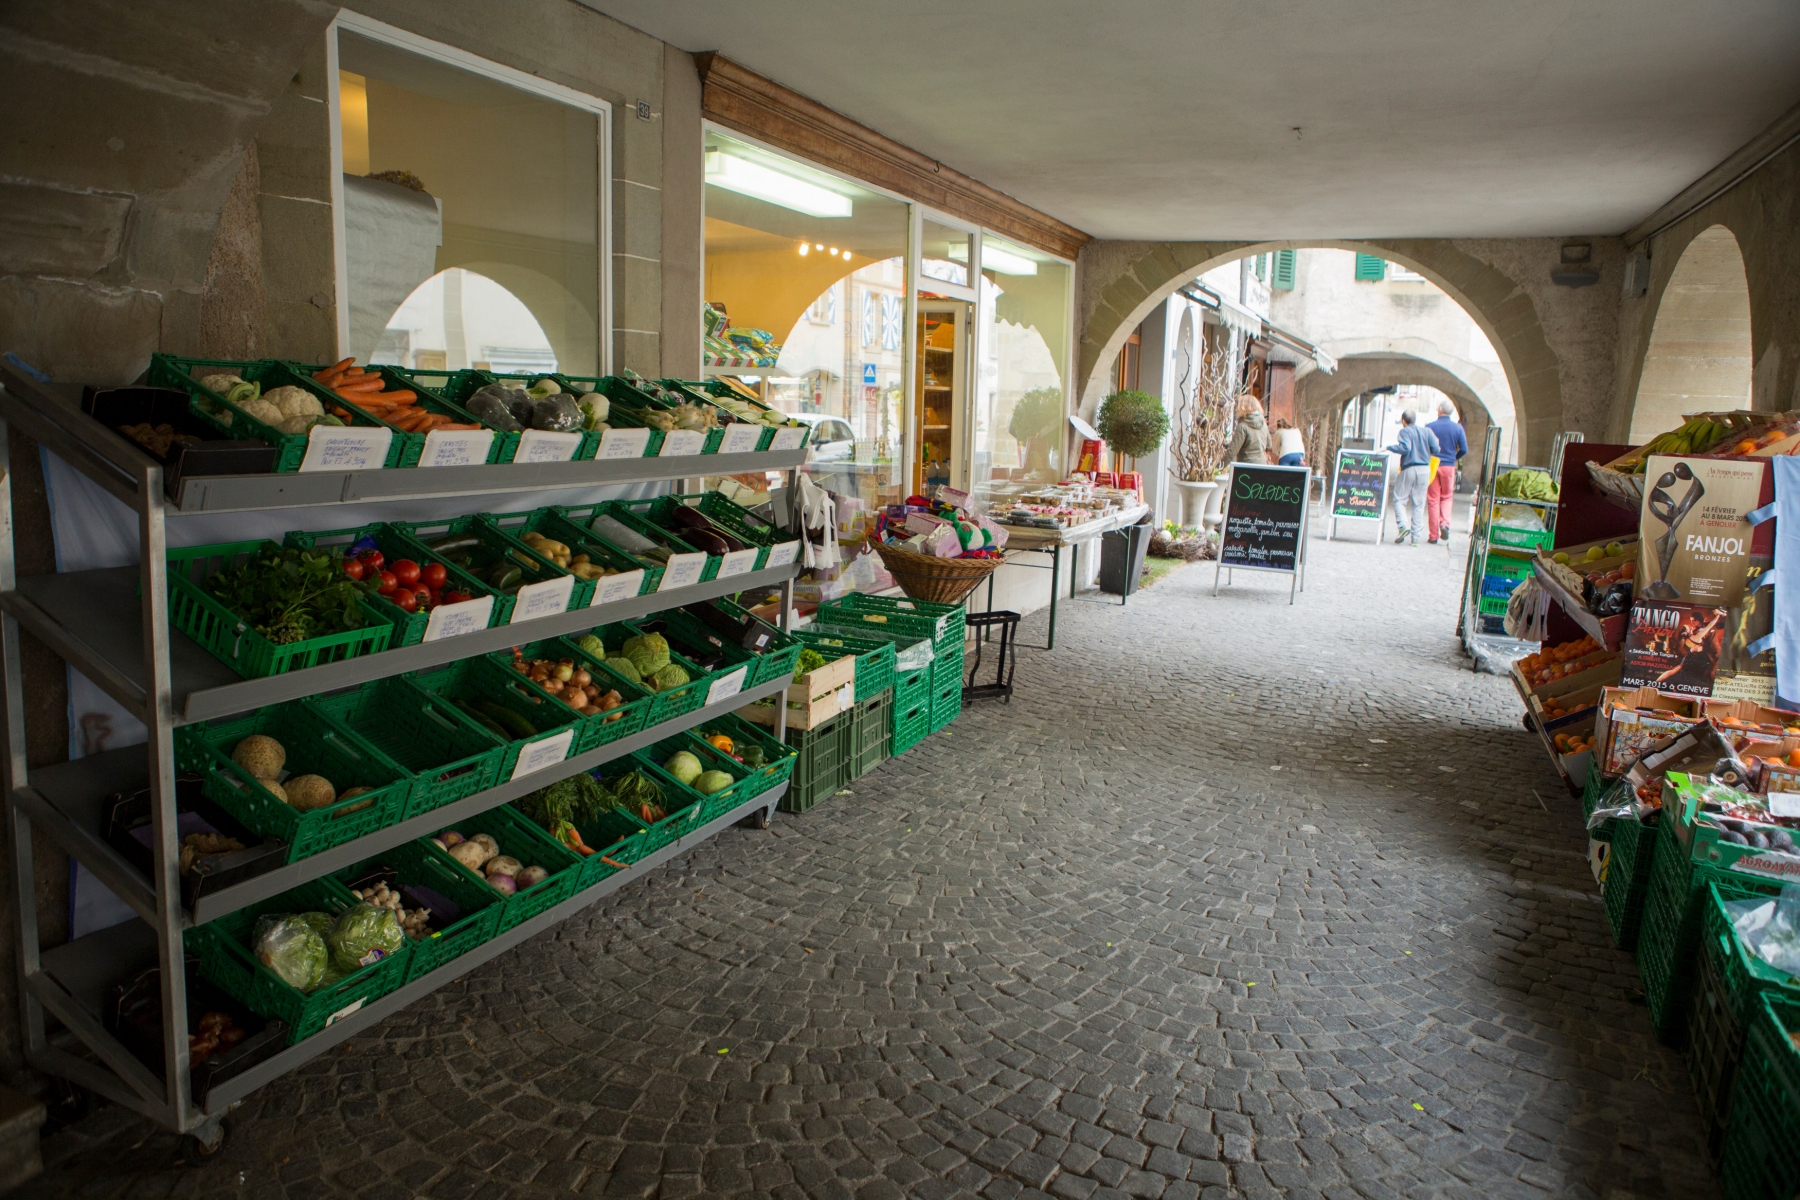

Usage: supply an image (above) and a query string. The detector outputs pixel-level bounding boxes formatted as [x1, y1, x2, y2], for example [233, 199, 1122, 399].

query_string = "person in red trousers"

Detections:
[1425, 400, 1469, 545]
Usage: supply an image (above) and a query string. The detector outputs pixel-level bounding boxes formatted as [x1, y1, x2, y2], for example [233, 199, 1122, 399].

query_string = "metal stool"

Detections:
[963, 610, 1019, 702]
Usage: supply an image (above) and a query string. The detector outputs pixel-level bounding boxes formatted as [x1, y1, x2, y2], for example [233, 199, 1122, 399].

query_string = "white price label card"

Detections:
[421, 595, 494, 642]
[418, 428, 493, 467]
[720, 423, 762, 454]
[657, 551, 707, 592]
[326, 999, 365, 1027]
[515, 429, 581, 463]
[299, 426, 392, 472]
[705, 665, 748, 708]
[659, 429, 705, 457]
[771, 426, 806, 451]
[599, 427, 651, 459]
[1771, 792, 1800, 818]
[510, 728, 575, 780]
[767, 539, 800, 568]
[592, 569, 643, 605]
[510, 575, 575, 623]
[718, 548, 759, 579]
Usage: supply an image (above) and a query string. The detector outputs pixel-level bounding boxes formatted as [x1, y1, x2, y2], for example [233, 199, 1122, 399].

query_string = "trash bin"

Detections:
[1098, 521, 1152, 597]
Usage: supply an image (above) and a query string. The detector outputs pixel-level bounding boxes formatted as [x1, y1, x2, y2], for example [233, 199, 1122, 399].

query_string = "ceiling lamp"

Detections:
[705, 151, 852, 217]
[950, 242, 1037, 276]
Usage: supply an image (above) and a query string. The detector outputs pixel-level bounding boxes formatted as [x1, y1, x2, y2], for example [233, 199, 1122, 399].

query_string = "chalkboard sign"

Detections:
[1330, 449, 1390, 520]
[1218, 464, 1309, 574]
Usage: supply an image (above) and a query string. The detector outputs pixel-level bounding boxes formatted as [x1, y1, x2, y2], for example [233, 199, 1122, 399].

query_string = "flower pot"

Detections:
[1202, 479, 1228, 529]
[1169, 478, 1218, 529]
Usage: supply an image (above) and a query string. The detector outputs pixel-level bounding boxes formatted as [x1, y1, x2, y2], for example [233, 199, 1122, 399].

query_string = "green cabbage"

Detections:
[326, 903, 404, 974]
[650, 663, 690, 691]
[793, 648, 827, 681]
[622, 632, 670, 676]
[254, 913, 328, 991]
[576, 633, 605, 659]
[605, 654, 642, 684]
[1494, 468, 1558, 501]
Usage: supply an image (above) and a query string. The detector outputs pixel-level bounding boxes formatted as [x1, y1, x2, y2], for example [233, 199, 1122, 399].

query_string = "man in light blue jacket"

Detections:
[1387, 411, 1442, 546]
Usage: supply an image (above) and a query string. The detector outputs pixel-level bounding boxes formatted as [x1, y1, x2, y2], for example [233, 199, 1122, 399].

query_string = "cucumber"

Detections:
[477, 700, 538, 739]
[424, 535, 484, 554]
[454, 699, 511, 739]
[488, 564, 523, 590]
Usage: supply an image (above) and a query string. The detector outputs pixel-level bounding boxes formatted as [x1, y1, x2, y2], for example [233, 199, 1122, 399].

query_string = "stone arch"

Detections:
[1077, 239, 1562, 461]
[1625, 225, 1752, 441]
[1293, 352, 1497, 489]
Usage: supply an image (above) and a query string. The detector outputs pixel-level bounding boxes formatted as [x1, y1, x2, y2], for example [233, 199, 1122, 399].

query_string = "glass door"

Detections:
[915, 303, 968, 498]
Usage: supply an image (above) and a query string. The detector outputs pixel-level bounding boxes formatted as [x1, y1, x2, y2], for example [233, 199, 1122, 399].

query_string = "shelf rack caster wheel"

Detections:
[746, 805, 772, 830]
[1521, 712, 1534, 731]
[182, 1120, 226, 1167]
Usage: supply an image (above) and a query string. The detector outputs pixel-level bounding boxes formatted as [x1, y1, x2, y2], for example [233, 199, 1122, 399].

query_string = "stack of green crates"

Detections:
[778, 712, 852, 813]
[1720, 991, 1800, 1200]
[1602, 812, 1661, 951]
[847, 690, 892, 780]
[815, 594, 965, 736]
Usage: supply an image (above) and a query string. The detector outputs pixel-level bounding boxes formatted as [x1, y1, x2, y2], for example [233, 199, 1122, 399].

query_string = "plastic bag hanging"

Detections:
[794, 472, 841, 573]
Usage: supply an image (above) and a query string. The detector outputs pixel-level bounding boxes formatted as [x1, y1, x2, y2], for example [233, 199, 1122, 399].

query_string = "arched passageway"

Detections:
[1294, 353, 1496, 490]
[1627, 225, 1752, 441]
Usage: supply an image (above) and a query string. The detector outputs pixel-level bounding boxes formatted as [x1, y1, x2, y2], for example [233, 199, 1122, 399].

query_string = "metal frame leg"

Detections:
[1046, 546, 1059, 651]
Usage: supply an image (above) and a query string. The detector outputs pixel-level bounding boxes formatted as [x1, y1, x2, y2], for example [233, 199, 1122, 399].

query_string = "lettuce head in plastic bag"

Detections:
[254, 913, 329, 991]
[326, 902, 404, 974]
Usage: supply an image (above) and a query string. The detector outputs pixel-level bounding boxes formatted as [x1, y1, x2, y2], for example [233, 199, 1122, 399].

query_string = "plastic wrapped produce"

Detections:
[253, 913, 328, 991]
[464, 384, 528, 433]
[1726, 884, 1800, 975]
[530, 392, 582, 431]
[325, 902, 404, 973]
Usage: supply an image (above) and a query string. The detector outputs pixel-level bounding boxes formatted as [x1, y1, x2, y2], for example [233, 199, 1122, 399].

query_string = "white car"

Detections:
[788, 413, 857, 462]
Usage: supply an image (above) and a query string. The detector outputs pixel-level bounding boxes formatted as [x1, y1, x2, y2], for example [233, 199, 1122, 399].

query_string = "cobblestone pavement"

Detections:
[28, 523, 1717, 1200]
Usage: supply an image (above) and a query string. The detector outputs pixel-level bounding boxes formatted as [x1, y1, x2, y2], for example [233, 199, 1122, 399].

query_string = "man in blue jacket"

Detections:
[1387, 411, 1441, 546]
[1425, 401, 1470, 545]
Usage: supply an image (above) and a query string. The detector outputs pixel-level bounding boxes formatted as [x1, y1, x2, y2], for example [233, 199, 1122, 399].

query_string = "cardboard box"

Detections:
[1701, 698, 1800, 733]
[739, 680, 853, 731]
[1593, 686, 1706, 777]
[1535, 681, 1610, 723]
[1514, 652, 1620, 702]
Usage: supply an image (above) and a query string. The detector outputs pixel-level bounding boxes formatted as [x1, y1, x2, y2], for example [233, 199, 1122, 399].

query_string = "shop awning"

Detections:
[1180, 283, 1335, 373]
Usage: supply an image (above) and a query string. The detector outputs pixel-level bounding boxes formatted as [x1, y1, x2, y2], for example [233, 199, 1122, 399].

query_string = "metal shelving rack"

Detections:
[0, 365, 806, 1155]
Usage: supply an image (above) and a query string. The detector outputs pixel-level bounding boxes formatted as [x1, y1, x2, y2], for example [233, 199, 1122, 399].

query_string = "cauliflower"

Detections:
[200, 373, 244, 395]
[620, 632, 670, 676]
[267, 385, 323, 419]
[276, 413, 344, 435]
[237, 397, 284, 427]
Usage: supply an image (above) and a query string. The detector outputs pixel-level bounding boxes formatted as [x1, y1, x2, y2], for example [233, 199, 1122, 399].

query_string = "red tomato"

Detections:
[393, 588, 419, 613]
[358, 549, 384, 571]
[376, 570, 398, 595]
[391, 559, 421, 586]
[413, 587, 432, 610]
[341, 558, 365, 581]
[442, 590, 471, 606]
[420, 562, 448, 589]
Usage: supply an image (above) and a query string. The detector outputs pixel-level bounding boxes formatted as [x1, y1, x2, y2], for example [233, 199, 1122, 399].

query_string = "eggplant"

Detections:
[667, 506, 747, 553]
[681, 529, 730, 557]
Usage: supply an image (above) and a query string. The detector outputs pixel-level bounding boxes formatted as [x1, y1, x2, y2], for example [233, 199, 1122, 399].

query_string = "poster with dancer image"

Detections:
[1620, 599, 1728, 696]
[1636, 455, 1766, 608]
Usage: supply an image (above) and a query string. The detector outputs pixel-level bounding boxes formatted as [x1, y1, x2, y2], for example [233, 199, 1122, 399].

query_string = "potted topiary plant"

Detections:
[1095, 389, 1170, 461]
[1009, 386, 1064, 478]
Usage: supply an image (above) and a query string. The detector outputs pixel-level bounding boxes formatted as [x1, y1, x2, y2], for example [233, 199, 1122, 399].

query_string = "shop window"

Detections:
[335, 24, 605, 374]
[967, 236, 1073, 513]
[1272, 249, 1296, 290]
[1354, 253, 1387, 282]
[701, 128, 908, 519]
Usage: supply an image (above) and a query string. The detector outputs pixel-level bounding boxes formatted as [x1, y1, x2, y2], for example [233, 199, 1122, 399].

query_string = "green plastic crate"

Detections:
[1489, 524, 1554, 550]
[394, 368, 597, 463]
[613, 498, 729, 584]
[816, 593, 966, 658]
[778, 712, 851, 814]
[675, 490, 804, 568]
[700, 597, 801, 688]
[506, 776, 653, 892]
[690, 713, 797, 794]
[581, 623, 711, 724]
[656, 381, 775, 451]
[499, 637, 653, 755]
[333, 839, 502, 985]
[430, 805, 581, 933]
[392, 513, 587, 615]
[894, 661, 932, 713]
[643, 600, 798, 692]
[539, 505, 668, 592]
[284, 523, 509, 644]
[484, 508, 657, 604]
[1602, 814, 1660, 950]
[797, 628, 897, 703]
[306, 677, 505, 820]
[696, 377, 812, 449]
[1689, 930, 1743, 1158]
[634, 730, 756, 821]
[192, 876, 409, 1045]
[892, 697, 932, 757]
[847, 691, 892, 781]
[592, 758, 706, 854]
[630, 608, 758, 695]
[284, 360, 503, 468]
[166, 540, 393, 680]
[147, 355, 403, 471]
[1704, 879, 1800, 1029]
[1718, 992, 1800, 1200]
[1638, 816, 1787, 1043]
[407, 656, 584, 779]
[175, 702, 410, 864]
[929, 646, 964, 732]
[585, 374, 723, 454]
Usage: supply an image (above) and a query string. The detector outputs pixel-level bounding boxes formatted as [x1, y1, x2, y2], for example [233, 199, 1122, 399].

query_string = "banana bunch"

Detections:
[1617, 413, 1746, 474]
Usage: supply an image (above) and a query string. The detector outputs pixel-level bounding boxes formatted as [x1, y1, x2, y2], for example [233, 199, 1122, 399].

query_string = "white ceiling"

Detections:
[579, 0, 1800, 241]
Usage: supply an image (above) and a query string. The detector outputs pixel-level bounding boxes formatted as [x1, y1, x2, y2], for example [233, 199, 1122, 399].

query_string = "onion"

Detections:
[553, 663, 574, 682]
[430, 838, 447, 851]
[442, 831, 464, 847]
[512, 660, 530, 674]
[488, 874, 517, 895]
[570, 669, 591, 689]
[516, 865, 549, 888]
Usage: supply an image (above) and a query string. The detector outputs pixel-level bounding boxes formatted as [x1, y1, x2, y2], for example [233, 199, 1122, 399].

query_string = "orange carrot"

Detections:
[312, 357, 355, 381]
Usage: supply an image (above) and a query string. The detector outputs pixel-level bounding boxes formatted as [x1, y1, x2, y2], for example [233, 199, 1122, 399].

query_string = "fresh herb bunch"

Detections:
[793, 648, 828, 682]
[206, 546, 369, 645]
[517, 773, 611, 830]
[607, 769, 666, 823]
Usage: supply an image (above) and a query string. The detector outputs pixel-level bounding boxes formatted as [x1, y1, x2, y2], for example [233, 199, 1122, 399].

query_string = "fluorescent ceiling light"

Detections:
[705, 151, 851, 217]
[950, 243, 1038, 276]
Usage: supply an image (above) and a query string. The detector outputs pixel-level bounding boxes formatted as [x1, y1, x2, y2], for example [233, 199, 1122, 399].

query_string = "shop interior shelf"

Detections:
[0, 367, 805, 516]
[16, 673, 791, 927]
[1, 562, 798, 727]
[26, 778, 785, 1122]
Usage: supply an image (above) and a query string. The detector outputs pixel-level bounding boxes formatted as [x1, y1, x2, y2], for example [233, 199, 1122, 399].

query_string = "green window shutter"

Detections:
[1272, 249, 1296, 290]
[1355, 253, 1386, 282]
[1254, 253, 1268, 281]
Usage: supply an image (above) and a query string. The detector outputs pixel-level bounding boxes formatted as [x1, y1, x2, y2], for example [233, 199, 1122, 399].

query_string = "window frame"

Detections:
[326, 11, 615, 371]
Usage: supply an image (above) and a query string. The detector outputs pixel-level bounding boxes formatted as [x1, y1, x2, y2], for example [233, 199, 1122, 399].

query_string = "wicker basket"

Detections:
[871, 542, 1003, 605]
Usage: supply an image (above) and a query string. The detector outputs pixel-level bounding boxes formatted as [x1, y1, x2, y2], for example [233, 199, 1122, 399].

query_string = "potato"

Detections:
[484, 855, 522, 879]
[448, 839, 492, 871]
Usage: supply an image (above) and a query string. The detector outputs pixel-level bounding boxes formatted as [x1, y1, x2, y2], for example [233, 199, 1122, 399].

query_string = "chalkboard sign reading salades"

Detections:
[1219, 465, 1308, 573]
[1330, 449, 1390, 521]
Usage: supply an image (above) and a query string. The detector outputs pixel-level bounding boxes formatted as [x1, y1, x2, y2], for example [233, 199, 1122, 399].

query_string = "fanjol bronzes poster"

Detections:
[1637, 455, 1765, 609]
